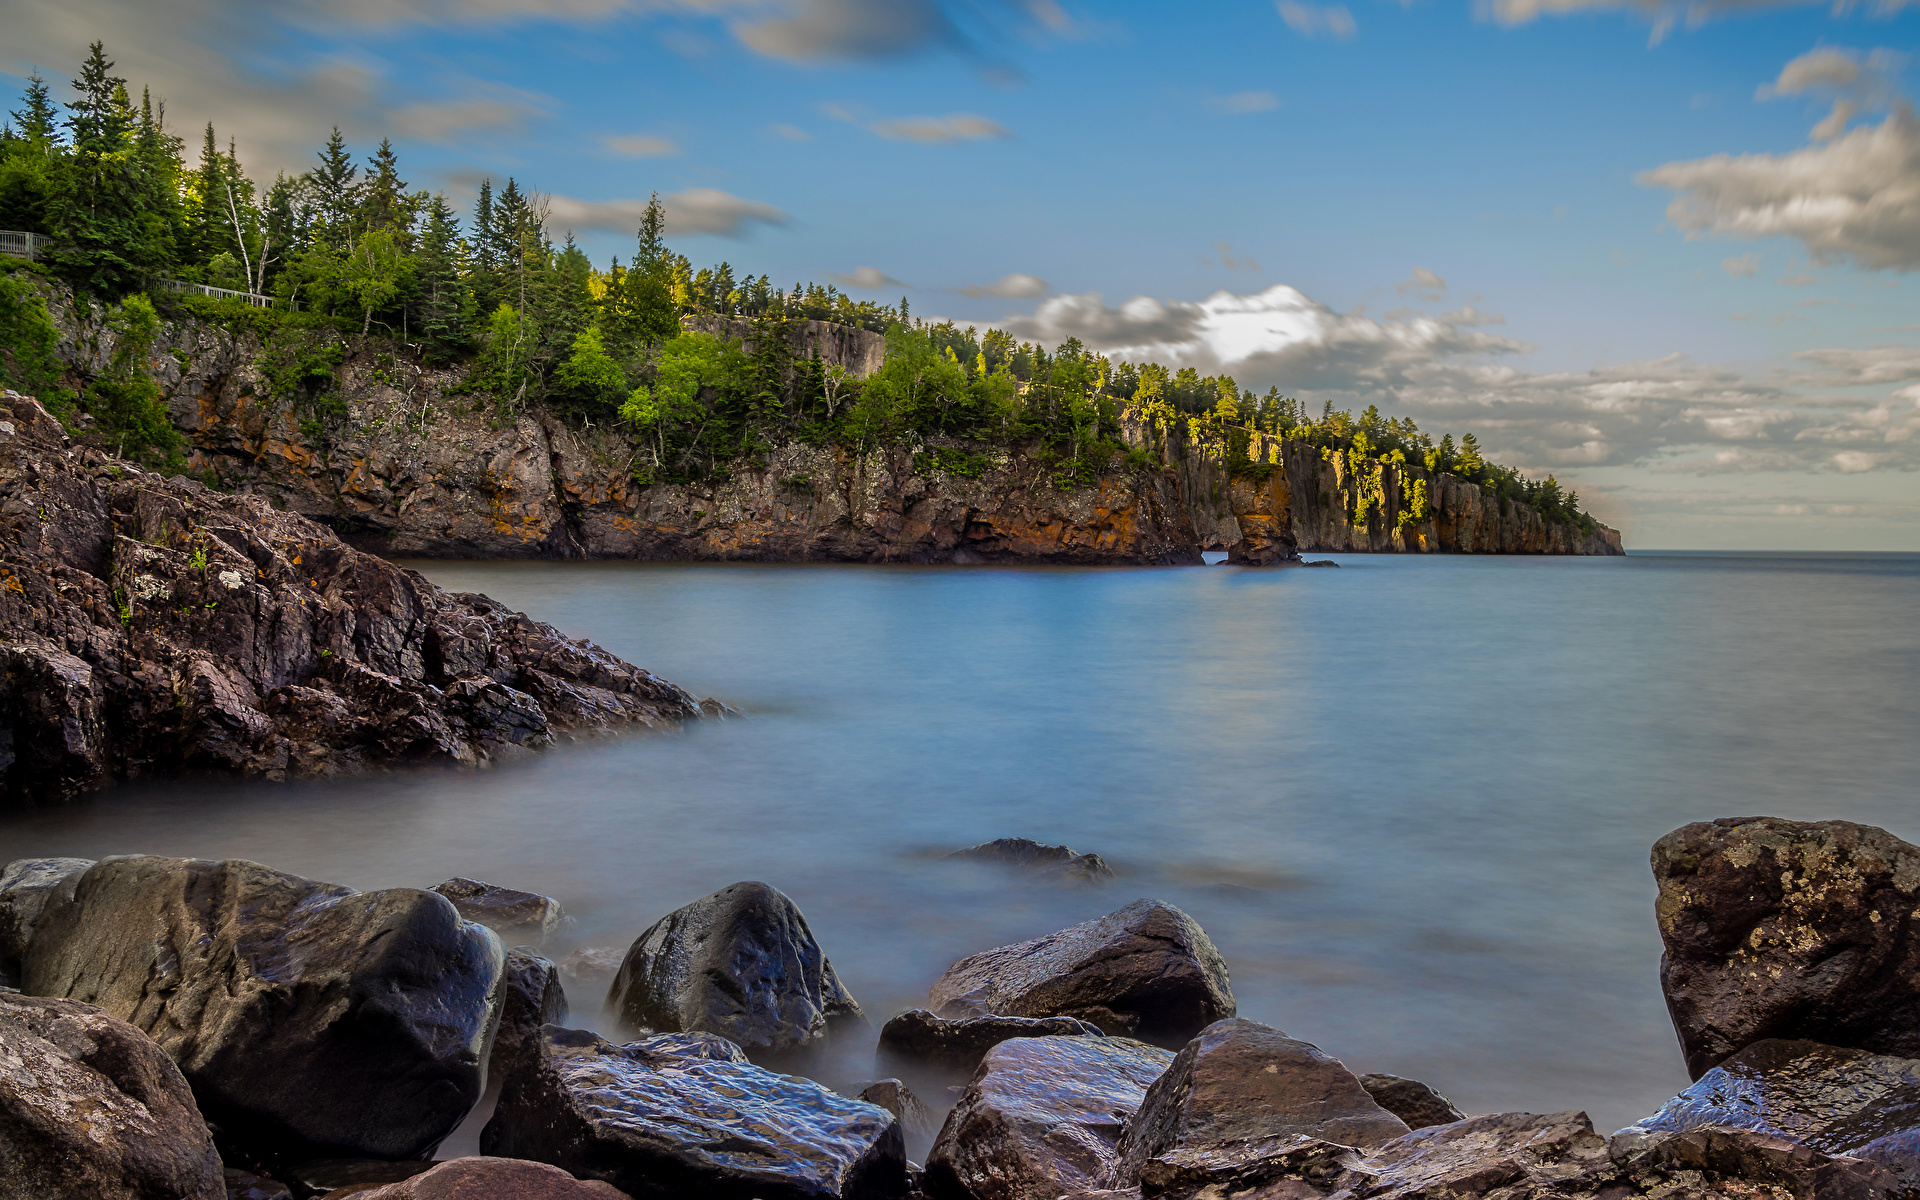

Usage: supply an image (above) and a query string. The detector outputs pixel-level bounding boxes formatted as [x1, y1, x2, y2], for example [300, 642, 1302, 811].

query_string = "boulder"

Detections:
[606, 881, 864, 1056]
[1359, 1073, 1467, 1130]
[0, 855, 92, 982]
[858, 1078, 939, 1150]
[923, 1033, 1175, 1200]
[1116, 1019, 1409, 1181]
[492, 948, 569, 1081]
[223, 1168, 292, 1200]
[1850, 1129, 1920, 1195]
[1653, 817, 1920, 1078]
[1619, 1038, 1920, 1158]
[631, 1029, 750, 1062]
[23, 855, 505, 1164]
[281, 1160, 435, 1195]
[317, 1156, 629, 1199]
[0, 993, 225, 1200]
[927, 899, 1233, 1047]
[480, 1025, 904, 1200]
[878, 1008, 1104, 1071]
[944, 840, 1115, 883]
[430, 878, 565, 944]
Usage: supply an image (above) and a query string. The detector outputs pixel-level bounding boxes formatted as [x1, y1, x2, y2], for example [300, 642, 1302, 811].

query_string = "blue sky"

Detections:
[9, 0, 1919, 547]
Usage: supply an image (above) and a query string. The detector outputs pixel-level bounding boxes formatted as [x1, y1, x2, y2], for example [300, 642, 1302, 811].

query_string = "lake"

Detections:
[4, 551, 1916, 1138]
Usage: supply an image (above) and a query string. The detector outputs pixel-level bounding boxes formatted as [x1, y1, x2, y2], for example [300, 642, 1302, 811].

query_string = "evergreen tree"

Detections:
[361, 137, 411, 239]
[47, 42, 170, 297]
[0, 73, 61, 232]
[412, 195, 468, 363]
[310, 126, 359, 248]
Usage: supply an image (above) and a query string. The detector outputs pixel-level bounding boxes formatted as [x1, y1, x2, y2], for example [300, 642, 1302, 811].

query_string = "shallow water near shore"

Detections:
[4, 551, 1917, 1137]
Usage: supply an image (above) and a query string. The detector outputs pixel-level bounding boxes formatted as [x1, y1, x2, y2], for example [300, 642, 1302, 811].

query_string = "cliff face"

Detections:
[40, 291, 1616, 564]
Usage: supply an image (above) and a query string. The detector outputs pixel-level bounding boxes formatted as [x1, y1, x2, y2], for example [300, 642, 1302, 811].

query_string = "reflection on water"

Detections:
[3, 552, 1916, 1135]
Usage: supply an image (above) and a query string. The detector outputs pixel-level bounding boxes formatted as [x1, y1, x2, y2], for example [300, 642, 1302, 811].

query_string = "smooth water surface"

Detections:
[4, 552, 1916, 1134]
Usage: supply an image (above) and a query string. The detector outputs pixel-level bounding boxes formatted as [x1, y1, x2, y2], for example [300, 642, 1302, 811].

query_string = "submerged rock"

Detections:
[23, 855, 505, 1163]
[923, 1033, 1175, 1200]
[1359, 1073, 1468, 1130]
[606, 881, 864, 1056]
[927, 899, 1233, 1047]
[878, 1008, 1104, 1071]
[0, 855, 92, 982]
[1653, 817, 1920, 1077]
[559, 946, 625, 986]
[431, 878, 566, 944]
[480, 1025, 904, 1200]
[321, 1156, 631, 1199]
[1116, 1018, 1410, 1181]
[943, 839, 1114, 883]
[0, 993, 225, 1200]
[492, 948, 569, 1081]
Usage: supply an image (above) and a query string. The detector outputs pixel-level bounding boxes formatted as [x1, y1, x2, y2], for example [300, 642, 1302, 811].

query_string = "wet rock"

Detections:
[559, 945, 624, 986]
[606, 881, 865, 1056]
[0, 855, 92, 982]
[1619, 1038, 1920, 1158]
[927, 899, 1233, 1047]
[223, 1168, 292, 1200]
[923, 1033, 1175, 1200]
[431, 878, 566, 943]
[0, 993, 225, 1200]
[23, 855, 505, 1164]
[878, 1008, 1105, 1071]
[480, 1025, 904, 1200]
[317, 1156, 630, 1199]
[1135, 1137, 1372, 1199]
[859, 1079, 940, 1149]
[1603, 1124, 1902, 1200]
[1117, 1019, 1409, 1181]
[492, 948, 569, 1081]
[1358, 1110, 1612, 1197]
[1850, 1129, 1920, 1195]
[1653, 817, 1920, 1078]
[1359, 1072, 1467, 1130]
[631, 1029, 750, 1062]
[944, 839, 1115, 883]
[0, 389, 715, 800]
[282, 1159, 436, 1196]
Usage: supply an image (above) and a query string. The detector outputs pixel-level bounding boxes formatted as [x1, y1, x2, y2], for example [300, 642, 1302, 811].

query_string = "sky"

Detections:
[7, 0, 1919, 549]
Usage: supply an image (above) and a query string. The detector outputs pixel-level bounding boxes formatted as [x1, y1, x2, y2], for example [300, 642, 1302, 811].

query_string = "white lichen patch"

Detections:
[131, 574, 170, 601]
[217, 569, 246, 590]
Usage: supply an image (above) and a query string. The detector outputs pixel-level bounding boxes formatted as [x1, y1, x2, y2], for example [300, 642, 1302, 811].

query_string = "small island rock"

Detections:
[944, 839, 1114, 883]
[927, 899, 1233, 1047]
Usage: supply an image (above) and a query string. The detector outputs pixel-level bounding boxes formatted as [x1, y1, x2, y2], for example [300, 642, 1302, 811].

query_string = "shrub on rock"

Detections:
[606, 881, 864, 1057]
[927, 899, 1233, 1047]
[480, 1025, 905, 1200]
[0, 993, 225, 1200]
[22, 855, 505, 1163]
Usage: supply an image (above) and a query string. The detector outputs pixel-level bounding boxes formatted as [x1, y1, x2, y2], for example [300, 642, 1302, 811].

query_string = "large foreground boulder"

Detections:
[923, 1033, 1175, 1200]
[1116, 1018, 1409, 1180]
[606, 881, 864, 1056]
[491, 948, 569, 1080]
[22, 855, 505, 1163]
[1654, 817, 1920, 1078]
[0, 855, 92, 982]
[0, 993, 225, 1200]
[481, 1025, 904, 1200]
[430, 878, 566, 944]
[878, 1008, 1104, 1071]
[927, 899, 1233, 1047]
[324, 1156, 630, 1199]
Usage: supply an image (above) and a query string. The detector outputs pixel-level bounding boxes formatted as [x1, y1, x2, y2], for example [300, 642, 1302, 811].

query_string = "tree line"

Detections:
[0, 43, 1590, 530]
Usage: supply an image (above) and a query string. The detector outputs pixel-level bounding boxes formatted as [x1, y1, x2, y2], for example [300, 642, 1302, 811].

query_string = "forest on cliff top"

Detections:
[0, 43, 1594, 535]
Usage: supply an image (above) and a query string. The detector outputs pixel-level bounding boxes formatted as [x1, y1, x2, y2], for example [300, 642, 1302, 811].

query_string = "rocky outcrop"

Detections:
[322, 1156, 631, 1199]
[492, 947, 569, 1081]
[0, 389, 715, 800]
[0, 993, 226, 1200]
[1652, 817, 1920, 1078]
[878, 1009, 1106, 1071]
[1359, 1072, 1468, 1130]
[606, 881, 865, 1057]
[1115, 1019, 1410, 1180]
[0, 855, 93, 983]
[431, 877, 566, 944]
[23, 855, 505, 1164]
[943, 839, 1114, 882]
[480, 1025, 905, 1200]
[923, 1034, 1175, 1200]
[927, 899, 1234, 1048]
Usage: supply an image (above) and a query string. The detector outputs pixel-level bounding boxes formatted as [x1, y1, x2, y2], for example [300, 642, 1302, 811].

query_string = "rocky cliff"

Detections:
[0, 389, 718, 801]
[39, 287, 1617, 564]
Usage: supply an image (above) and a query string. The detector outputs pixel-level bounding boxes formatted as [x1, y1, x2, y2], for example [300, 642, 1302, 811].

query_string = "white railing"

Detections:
[159, 278, 279, 308]
[0, 230, 53, 260]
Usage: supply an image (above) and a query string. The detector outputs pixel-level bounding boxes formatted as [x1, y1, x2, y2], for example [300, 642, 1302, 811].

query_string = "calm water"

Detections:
[4, 552, 1916, 1136]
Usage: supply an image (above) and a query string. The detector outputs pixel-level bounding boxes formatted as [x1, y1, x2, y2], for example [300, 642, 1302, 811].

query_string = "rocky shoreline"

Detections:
[4, 820, 1919, 1199]
[0, 389, 722, 800]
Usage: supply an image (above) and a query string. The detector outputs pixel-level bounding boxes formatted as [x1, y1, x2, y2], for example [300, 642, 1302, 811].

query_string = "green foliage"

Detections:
[87, 293, 181, 465]
[914, 446, 992, 479]
[0, 274, 75, 412]
[550, 327, 629, 417]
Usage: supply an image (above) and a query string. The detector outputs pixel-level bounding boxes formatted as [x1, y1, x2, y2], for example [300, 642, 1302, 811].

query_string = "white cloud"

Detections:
[602, 133, 680, 157]
[957, 272, 1049, 298]
[545, 188, 786, 238]
[1276, 0, 1357, 37]
[1484, 0, 1918, 41]
[1396, 266, 1447, 298]
[866, 113, 1012, 143]
[1207, 90, 1280, 115]
[831, 266, 909, 289]
[1722, 253, 1760, 276]
[1213, 243, 1262, 271]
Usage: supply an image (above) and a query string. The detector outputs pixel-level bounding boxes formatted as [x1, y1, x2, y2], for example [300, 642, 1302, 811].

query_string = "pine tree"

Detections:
[188, 123, 226, 267]
[361, 137, 410, 239]
[0, 73, 61, 232]
[412, 195, 468, 363]
[48, 42, 170, 297]
[309, 126, 359, 249]
[10, 73, 59, 147]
